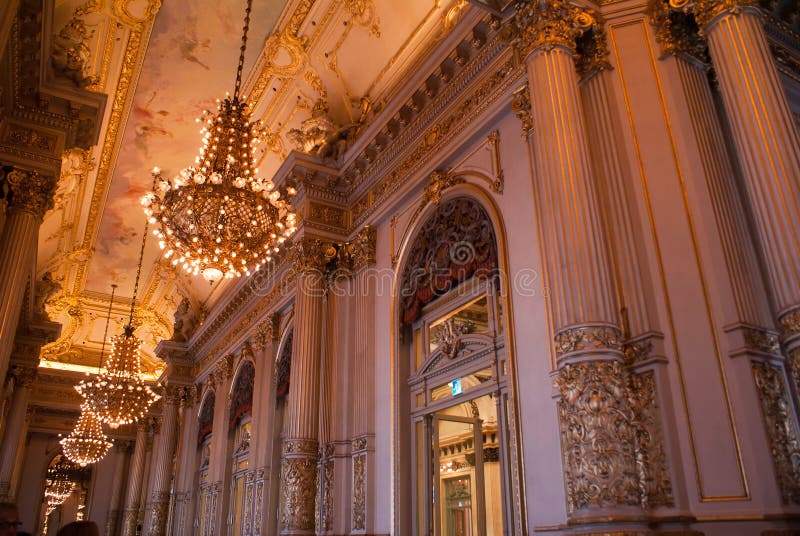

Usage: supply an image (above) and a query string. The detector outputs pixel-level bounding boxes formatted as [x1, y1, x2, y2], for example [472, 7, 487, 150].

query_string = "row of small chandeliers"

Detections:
[58, 0, 296, 471]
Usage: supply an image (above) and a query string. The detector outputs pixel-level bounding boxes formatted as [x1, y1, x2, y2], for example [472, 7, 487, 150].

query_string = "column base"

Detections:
[280, 439, 318, 535]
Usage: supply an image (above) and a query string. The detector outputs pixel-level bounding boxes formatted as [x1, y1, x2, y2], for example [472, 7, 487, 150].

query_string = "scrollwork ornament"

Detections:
[511, 85, 534, 139]
[6, 169, 58, 219]
[779, 307, 800, 339]
[280, 456, 318, 531]
[648, 0, 709, 61]
[352, 454, 366, 530]
[293, 238, 336, 273]
[752, 361, 800, 504]
[554, 324, 623, 359]
[350, 225, 377, 272]
[555, 360, 641, 512]
[423, 169, 464, 206]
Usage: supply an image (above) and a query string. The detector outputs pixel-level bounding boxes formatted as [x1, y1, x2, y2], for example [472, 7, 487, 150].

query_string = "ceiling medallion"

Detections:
[142, 0, 297, 284]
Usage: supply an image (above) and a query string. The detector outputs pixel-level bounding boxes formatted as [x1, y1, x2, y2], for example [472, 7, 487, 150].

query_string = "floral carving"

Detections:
[648, 0, 709, 61]
[514, 0, 596, 56]
[5, 169, 58, 219]
[401, 197, 498, 326]
[352, 454, 366, 530]
[317, 456, 333, 531]
[280, 454, 318, 531]
[555, 360, 641, 512]
[628, 371, 674, 508]
[349, 225, 377, 272]
[293, 237, 337, 272]
[753, 361, 800, 504]
[555, 324, 623, 359]
[511, 85, 533, 138]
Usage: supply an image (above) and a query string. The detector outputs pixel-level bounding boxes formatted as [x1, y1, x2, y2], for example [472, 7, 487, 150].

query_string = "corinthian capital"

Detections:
[514, 0, 597, 57]
[349, 226, 377, 272]
[293, 237, 336, 273]
[678, 0, 757, 31]
[4, 168, 58, 219]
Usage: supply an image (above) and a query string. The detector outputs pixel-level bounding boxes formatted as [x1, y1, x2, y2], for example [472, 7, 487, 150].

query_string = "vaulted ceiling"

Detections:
[29, 0, 469, 382]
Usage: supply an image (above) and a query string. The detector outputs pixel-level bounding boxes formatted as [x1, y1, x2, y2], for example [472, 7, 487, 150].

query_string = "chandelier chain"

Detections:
[233, 0, 253, 100]
[128, 175, 157, 326]
[98, 284, 116, 372]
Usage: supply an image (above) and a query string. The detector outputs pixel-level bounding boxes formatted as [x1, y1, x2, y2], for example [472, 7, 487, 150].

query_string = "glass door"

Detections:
[431, 413, 486, 536]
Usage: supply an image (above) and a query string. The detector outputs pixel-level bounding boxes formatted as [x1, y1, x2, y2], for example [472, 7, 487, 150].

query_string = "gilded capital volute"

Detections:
[253, 313, 281, 350]
[513, 0, 596, 57]
[4, 168, 58, 220]
[293, 237, 336, 273]
[349, 225, 377, 272]
[11, 365, 37, 388]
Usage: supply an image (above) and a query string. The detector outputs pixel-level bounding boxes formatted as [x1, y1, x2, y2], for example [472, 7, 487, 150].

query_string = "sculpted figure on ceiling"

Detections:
[171, 297, 197, 343]
[51, 17, 97, 88]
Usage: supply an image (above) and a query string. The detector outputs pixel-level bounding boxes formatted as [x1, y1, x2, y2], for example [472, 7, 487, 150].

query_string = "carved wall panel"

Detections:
[753, 361, 800, 504]
[352, 453, 366, 530]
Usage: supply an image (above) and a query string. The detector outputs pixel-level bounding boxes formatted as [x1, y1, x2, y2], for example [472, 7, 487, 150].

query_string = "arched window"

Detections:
[397, 195, 514, 535]
[196, 391, 215, 536]
[228, 359, 255, 536]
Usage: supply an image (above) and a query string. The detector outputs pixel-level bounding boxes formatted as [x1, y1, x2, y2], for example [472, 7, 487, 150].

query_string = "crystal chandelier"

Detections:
[60, 402, 113, 466]
[44, 456, 78, 506]
[142, 0, 297, 284]
[76, 222, 160, 429]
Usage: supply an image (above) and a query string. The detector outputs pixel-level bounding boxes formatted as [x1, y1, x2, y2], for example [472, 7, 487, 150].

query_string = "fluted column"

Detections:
[207, 356, 233, 536]
[514, 0, 643, 522]
[0, 365, 35, 500]
[0, 168, 57, 386]
[280, 238, 329, 535]
[170, 386, 199, 536]
[106, 441, 133, 536]
[349, 226, 376, 533]
[692, 2, 800, 379]
[146, 387, 181, 536]
[122, 421, 151, 536]
[250, 315, 279, 536]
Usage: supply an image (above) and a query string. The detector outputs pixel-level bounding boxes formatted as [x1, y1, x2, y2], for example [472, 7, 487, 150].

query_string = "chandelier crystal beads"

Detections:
[142, 0, 297, 283]
[60, 403, 113, 466]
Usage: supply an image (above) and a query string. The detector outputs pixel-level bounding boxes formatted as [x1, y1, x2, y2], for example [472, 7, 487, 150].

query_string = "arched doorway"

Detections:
[227, 358, 255, 536]
[395, 193, 520, 535]
[195, 390, 215, 536]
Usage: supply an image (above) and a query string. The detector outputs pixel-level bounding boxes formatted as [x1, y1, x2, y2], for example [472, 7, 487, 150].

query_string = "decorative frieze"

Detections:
[753, 361, 800, 504]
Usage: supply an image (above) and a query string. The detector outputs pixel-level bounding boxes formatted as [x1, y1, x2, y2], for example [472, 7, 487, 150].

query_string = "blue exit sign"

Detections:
[451, 378, 462, 396]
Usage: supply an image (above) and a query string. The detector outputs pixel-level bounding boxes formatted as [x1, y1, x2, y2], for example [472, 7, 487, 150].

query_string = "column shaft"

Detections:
[170, 394, 199, 536]
[281, 239, 327, 535]
[0, 169, 56, 386]
[0, 368, 34, 500]
[122, 423, 150, 536]
[147, 393, 180, 536]
[514, 0, 643, 521]
[106, 443, 132, 536]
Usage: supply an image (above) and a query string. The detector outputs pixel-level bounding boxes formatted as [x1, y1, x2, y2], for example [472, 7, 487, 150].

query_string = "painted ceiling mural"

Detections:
[35, 0, 467, 379]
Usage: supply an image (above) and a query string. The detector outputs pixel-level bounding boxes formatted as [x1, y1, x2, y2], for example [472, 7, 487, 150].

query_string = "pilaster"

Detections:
[122, 420, 151, 536]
